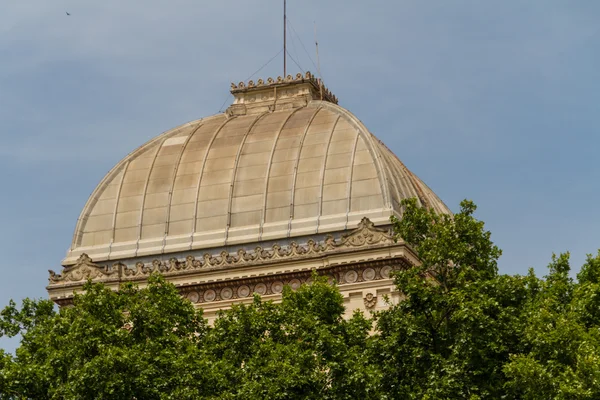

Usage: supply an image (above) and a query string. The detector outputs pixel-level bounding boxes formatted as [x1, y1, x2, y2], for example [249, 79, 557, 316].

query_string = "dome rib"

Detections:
[383, 142, 427, 208]
[315, 114, 341, 233]
[135, 135, 168, 257]
[64, 100, 449, 266]
[384, 150, 406, 209]
[108, 159, 130, 258]
[312, 101, 393, 210]
[162, 122, 202, 253]
[191, 115, 232, 236]
[258, 108, 305, 241]
[344, 132, 361, 230]
[286, 106, 322, 236]
[376, 140, 417, 208]
[224, 111, 270, 244]
[70, 120, 200, 251]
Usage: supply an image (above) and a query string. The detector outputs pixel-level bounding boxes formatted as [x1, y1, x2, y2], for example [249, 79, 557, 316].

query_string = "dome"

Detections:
[64, 73, 449, 265]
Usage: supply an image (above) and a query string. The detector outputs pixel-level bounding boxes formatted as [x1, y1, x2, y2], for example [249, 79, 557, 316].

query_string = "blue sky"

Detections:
[1, 1, 599, 350]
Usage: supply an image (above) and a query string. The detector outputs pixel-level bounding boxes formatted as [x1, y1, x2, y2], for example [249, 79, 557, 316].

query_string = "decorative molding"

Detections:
[230, 71, 338, 105]
[178, 260, 406, 305]
[337, 217, 395, 247]
[49, 218, 395, 285]
[48, 254, 119, 283]
[51, 258, 409, 307]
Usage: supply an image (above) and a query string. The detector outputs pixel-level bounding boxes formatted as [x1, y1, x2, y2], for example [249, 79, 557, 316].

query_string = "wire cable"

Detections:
[286, 18, 320, 77]
[285, 49, 305, 75]
[287, 22, 303, 74]
[218, 47, 285, 112]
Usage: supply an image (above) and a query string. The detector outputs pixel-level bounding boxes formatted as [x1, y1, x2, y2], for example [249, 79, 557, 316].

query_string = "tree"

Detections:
[371, 198, 600, 399]
[0, 273, 374, 399]
[0, 274, 211, 399]
[371, 199, 533, 399]
[503, 251, 600, 399]
[204, 274, 376, 399]
[3, 198, 600, 399]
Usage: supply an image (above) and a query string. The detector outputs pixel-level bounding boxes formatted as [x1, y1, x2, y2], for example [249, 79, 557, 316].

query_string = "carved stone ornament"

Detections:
[344, 270, 358, 283]
[364, 293, 377, 309]
[221, 287, 233, 300]
[49, 218, 394, 285]
[48, 253, 118, 283]
[337, 217, 394, 248]
[272, 281, 284, 294]
[204, 290, 216, 302]
[363, 268, 376, 281]
[238, 285, 250, 298]
[187, 291, 200, 303]
[254, 283, 267, 295]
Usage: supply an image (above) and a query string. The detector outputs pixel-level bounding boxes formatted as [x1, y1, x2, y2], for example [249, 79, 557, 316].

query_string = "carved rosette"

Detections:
[254, 283, 267, 295]
[344, 270, 358, 284]
[363, 268, 376, 281]
[187, 291, 200, 303]
[272, 281, 284, 294]
[221, 287, 233, 300]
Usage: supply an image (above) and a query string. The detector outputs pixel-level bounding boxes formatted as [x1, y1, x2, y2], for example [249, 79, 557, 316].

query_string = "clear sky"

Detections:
[1, 1, 599, 351]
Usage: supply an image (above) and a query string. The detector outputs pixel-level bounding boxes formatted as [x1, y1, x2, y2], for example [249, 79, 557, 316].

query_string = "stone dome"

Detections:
[64, 73, 449, 266]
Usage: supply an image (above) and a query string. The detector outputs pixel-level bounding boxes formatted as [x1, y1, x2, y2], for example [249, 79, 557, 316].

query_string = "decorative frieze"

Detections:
[178, 260, 405, 305]
[48, 218, 395, 285]
[47, 218, 411, 310]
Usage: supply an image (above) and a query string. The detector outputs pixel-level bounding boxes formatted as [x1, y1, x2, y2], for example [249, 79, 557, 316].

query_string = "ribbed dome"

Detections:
[64, 77, 449, 265]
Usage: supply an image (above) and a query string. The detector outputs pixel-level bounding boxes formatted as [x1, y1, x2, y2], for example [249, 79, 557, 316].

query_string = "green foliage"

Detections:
[0, 273, 374, 399]
[373, 198, 600, 399]
[205, 274, 376, 399]
[1, 198, 600, 399]
[0, 274, 210, 399]
[503, 251, 600, 399]
[391, 198, 501, 282]
[373, 198, 523, 399]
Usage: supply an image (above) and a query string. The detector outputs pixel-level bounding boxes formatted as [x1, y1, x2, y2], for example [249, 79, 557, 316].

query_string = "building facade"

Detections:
[47, 72, 449, 321]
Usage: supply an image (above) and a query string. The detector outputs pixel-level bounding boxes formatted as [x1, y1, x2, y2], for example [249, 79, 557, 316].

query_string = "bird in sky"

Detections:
[66, 12, 70, 16]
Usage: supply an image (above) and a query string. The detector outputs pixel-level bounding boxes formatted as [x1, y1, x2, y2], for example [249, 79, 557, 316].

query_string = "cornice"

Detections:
[48, 217, 397, 286]
[47, 218, 417, 308]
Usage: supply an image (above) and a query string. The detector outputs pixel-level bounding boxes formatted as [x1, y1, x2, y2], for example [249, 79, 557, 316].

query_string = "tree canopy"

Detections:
[2, 198, 600, 399]
[0, 273, 373, 399]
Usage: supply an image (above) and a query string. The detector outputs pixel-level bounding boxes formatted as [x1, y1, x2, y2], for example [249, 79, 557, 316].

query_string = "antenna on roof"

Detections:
[283, 0, 287, 77]
[314, 21, 323, 100]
